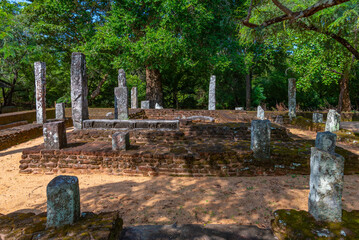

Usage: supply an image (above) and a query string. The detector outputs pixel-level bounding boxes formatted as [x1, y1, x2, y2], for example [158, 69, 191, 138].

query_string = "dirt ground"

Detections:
[1, 126, 359, 229]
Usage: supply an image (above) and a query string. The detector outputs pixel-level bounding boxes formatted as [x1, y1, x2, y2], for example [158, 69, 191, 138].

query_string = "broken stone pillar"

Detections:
[115, 87, 129, 120]
[55, 103, 65, 119]
[288, 78, 296, 119]
[235, 107, 244, 111]
[112, 132, 130, 151]
[47, 175, 80, 228]
[315, 131, 336, 154]
[208, 75, 216, 110]
[43, 121, 67, 150]
[141, 100, 150, 109]
[257, 106, 265, 120]
[34, 62, 46, 124]
[155, 103, 163, 109]
[308, 147, 344, 222]
[313, 113, 323, 123]
[250, 120, 271, 159]
[131, 87, 138, 109]
[71, 52, 89, 129]
[274, 115, 284, 125]
[325, 109, 340, 132]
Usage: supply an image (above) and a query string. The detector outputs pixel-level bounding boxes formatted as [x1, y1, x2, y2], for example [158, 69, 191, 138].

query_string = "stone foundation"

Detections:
[20, 120, 359, 176]
[0, 211, 122, 239]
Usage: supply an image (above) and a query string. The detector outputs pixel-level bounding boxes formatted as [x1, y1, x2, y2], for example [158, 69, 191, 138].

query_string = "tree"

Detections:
[241, 0, 359, 111]
[95, 0, 243, 107]
[0, 0, 37, 106]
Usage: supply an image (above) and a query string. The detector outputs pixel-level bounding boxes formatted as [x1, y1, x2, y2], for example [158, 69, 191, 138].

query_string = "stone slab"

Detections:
[112, 132, 130, 151]
[55, 103, 65, 119]
[83, 119, 179, 130]
[43, 121, 67, 150]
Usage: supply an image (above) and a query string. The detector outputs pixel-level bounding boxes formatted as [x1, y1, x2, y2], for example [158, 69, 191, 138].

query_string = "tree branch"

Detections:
[271, 0, 293, 16]
[243, 0, 350, 28]
[296, 21, 359, 60]
[329, 69, 344, 76]
[90, 73, 109, 99]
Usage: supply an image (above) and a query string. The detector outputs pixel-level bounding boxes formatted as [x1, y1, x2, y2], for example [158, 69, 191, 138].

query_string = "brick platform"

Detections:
[19, 122, 359, 176]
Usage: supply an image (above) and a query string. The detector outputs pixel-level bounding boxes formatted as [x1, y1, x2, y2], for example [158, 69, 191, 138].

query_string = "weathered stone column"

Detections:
[288, 78, 296, 119]
[208, 75, 216, 110]
[257, 106, 265, 120]
[34, 62, 46, 124]
[325, 109, 340, 132]
[274, 115, 284, 125]
[115, 69, 128, 120]
[313, 113, 323, 123]
[43, 121, 67, 150]
[55, 103, 65, 119]
[115, 87, 129, 120]
[71, 52, 89, 129]
[118, 69, 126, 87]
[250, 120, 271, 159]
[141, 100, 150, 109]
[308, 147, 344, 222]
[315, 131, 336, 154]
[131, 87, 138, 109]
[47, 175, 80, 228]
[112, 132, 130, 151]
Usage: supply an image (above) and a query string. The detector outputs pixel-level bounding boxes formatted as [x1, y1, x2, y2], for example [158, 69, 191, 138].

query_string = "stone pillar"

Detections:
[325, 109, 340, 132]
[114, 95, 118, 119]
[141, 100, 150, 109]
[118, 69, 126, 87]
[250, 120, 271, 159]
[315, 131, 336, 154]
[208, 75, 216, 110]
[43, 121, 67, 150]
[257, 106, 265, 120]
[47, 175, 80, 228]
[112, 132, 130, 151]
[288, 78, 296, 119]
[308, 147, 344, 222]
[131, 87, 138, 109]
[55, 103, 65, 119]
[313, 113, 323, 123]
[115, 87, 129, 120]
[71, 52, 89, 130]
[274, 115, 284, 125]
[34, 62, 46, 124]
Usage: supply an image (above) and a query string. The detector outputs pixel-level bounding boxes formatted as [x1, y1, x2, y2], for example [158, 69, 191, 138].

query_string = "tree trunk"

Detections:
[4, 70, 18, 106]
[146, 67, 163, 107]
[245, 72, 251, 110]
[337, 70, 351, 112]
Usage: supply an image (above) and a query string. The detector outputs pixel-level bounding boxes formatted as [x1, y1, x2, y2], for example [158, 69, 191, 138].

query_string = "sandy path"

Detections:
[1, 131, 359, 229]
